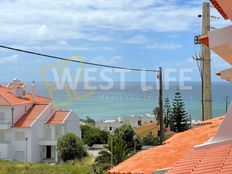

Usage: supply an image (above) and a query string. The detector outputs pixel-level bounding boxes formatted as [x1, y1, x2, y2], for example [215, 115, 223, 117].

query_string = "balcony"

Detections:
[0, 120, 12, 129]
[208, 25, 232, 65]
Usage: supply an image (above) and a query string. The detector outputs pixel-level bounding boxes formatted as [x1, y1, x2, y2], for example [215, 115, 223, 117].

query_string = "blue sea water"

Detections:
[2, 81, 230, 121]
[25, 81, 232, 121]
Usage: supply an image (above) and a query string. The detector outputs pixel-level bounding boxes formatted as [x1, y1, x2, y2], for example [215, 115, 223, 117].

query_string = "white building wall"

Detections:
[96, 115, 155, 131]
[29, 104, 54, 163]
[64, 111, 81, 137]
[13, 104, 33, 125]
[10, 128, 30, 162]
[0, 106, 13, 125]
[0, 104, 81, 163]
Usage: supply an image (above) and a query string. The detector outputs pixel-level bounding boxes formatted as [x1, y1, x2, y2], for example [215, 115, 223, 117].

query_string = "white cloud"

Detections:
[0, 54, 20, 64]
[37, 25, 50, 38]
[144, 43, 182, 50]
[89, 56, 123, 65]
[0, 0, 202, 43]
[122, 35, 148, 44]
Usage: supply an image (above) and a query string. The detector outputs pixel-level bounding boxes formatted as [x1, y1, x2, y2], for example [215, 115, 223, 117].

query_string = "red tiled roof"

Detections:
[108, 117, 224, 174]
[46, 111, 70, 125]
[210, 0, 229, 20]
[0, 85, 51, 106]
[13, 104, 49, 128]
[0, 95, 11, 105]
[166, 144, 232, 174]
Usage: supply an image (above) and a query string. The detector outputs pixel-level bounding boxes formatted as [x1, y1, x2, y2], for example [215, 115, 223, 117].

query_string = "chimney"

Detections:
[12, 78, 19, 96]
[32, 81, 36, 101]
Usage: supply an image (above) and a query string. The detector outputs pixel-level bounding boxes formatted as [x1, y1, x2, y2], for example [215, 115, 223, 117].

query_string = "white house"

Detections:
[96, 114, 155, 131]
[0, 78, 81, 163]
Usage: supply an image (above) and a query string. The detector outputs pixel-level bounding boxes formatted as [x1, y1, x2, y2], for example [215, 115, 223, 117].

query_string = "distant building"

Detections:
[96, 114, 155, 131]
[0, 79, 81, 163]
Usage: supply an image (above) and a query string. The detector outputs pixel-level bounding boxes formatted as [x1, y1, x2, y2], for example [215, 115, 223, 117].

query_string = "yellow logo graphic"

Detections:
[40, 55, 94, 107]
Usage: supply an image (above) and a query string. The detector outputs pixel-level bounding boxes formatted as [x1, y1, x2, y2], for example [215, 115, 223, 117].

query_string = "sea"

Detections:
[4, 82, 232, 121]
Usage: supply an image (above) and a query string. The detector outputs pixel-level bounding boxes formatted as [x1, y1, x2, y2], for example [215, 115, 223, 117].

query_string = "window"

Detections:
[15, 132, 25, 141]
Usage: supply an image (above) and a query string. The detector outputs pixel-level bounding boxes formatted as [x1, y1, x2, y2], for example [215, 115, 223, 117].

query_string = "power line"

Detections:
[0, 45, 158, 72]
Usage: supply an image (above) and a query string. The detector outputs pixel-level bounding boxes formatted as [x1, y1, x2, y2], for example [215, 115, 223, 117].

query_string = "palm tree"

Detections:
[95, 134, 132, 171]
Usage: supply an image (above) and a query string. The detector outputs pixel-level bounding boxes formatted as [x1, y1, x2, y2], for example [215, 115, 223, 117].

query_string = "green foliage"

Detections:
[0, 158, 93, 174]
[57, 133, 86, 162]
[170, 89, 190, 133]
[153, 106, 160, 122]
[163, 97, 171, 128]
[95, 134, 132, 172]
[81, 125, 109, 147]
[94, 124, 142, 173]
[80, 116, 96, 127]
[114, 124, 135, 149]
[142, 132, 160, 146]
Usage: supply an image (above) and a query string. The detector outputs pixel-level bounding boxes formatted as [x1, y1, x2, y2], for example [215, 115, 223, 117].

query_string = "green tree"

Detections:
[57, 133, 86, 162]
[153, 106, 160, 122]
[94, 124, 142, 172]
[170, 89, 190, 133]
[163, 97, 171, 128]
[81, 125, 109, 147]
[95, 134, 132, 171]
[142, 132, 160, 146]
[114, 124, 142, 150]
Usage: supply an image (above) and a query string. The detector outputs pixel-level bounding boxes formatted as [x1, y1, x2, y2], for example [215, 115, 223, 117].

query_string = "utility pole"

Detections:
[158, 67, 164, 144]
[202, 2, 212, 121]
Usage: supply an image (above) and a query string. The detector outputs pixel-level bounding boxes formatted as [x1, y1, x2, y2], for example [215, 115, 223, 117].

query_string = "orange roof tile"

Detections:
[0, 85, 51, 106]
[166, 144, 232, 174]
[108, 117, 224, 174]
[46, 111, 70, 125]
[13, 104, 49, 128]
[0, 95, 11, 105]
[210, 0, 229, 20]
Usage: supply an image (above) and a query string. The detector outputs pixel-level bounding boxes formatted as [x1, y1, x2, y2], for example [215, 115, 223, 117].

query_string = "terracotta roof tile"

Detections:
[46, 111, 70, 125]
[210, 0, 229, 20]
[0, 85, 51, 106]
[108, 117, 224, 174]
[13, 104, 49, 128]
[167, 144, 232, 174]
[0, 94, 11, 105]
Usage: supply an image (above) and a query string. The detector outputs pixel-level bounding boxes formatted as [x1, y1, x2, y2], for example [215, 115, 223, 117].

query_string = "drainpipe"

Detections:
[11, 107, 14, 126]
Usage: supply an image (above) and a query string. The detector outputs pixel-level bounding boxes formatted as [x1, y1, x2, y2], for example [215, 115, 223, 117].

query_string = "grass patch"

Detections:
[0, 157, 94, 174]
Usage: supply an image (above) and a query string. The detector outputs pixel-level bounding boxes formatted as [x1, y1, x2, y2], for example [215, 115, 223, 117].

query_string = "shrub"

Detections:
[57, 133, 86, 162]
[142, 132, 160, 146]
[81, 125, 109, 147]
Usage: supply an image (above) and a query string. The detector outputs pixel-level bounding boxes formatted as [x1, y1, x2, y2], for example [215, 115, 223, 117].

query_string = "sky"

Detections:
[0, 0, 231, 83]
